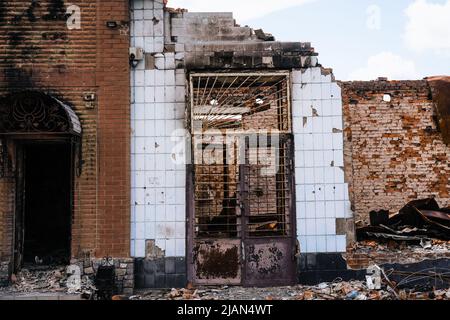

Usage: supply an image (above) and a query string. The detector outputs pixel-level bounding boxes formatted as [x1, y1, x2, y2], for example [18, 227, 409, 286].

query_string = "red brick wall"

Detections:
[0, 0, 130, 265]
[341, 80, 450, 226]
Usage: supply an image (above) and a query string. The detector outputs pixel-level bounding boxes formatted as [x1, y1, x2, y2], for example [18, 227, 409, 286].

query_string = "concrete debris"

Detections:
[0, 266, 96, 298]
[133, 280, 450, 300]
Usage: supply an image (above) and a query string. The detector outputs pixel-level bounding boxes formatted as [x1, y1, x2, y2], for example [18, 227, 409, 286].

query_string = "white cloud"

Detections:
[167, 0, 315, 22]
[404, 0, 450, 55]
[348, 52, 419, 81]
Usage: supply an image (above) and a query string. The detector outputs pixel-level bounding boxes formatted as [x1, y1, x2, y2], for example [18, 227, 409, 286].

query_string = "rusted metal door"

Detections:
[190, 135, 296, 286]
[241, 135, 296, 286]
[188, 73, 296, 286]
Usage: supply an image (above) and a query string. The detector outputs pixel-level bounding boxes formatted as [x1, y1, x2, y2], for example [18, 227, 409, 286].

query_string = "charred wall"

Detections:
[0, 0, 131, 288]
[341, 80, 450, 226]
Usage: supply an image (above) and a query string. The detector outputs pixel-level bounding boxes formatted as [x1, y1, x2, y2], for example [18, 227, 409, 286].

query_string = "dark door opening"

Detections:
[21, 143, 72, 266]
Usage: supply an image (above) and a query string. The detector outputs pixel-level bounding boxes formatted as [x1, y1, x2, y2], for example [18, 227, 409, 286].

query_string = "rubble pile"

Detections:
[134, 281, 450, 301]
[0, 265, 96, 296]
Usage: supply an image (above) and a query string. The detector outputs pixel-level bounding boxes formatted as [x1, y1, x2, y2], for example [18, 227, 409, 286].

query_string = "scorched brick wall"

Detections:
[341, 80, 450, 226]
[0, 0, 131, 271]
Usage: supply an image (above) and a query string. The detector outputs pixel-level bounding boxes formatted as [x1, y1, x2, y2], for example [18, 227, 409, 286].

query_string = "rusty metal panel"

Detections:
[193, 240, 242, 285]
[244, 239, 295, 287]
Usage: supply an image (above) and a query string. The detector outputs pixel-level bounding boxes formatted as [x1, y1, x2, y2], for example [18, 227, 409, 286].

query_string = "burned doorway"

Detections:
[188, 73, 296, 286]
[20, 143, 72, 265]
[0, 91, 82, 271]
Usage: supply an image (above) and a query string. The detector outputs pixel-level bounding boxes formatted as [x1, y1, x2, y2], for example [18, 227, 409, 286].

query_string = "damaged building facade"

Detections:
[0, 0, 448, 295]
[0, 1, 133, 293]
[129, 0, 351, 288]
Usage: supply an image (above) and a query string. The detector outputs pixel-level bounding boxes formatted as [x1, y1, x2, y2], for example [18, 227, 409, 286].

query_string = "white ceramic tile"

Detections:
[334, 184, 346, 201]
[296, 185, 305, 202]
[135, 87, 145, 103]
[335, 201, 345, 218]
[144, 9, 154, 20]
[323, 150, 334, 167]
[305, 202, 315, 219]
[326, 218, 336, 235]
[304, 184, 315, 201]
[314, 168, 324, 185]
[154, 36, 164, 52]
[310, 67, 322, 83]
[315, 201, 326, 218]
[336, 235, 347, 252]
[321, 83, 332, 99]
[166, 239, 176, 256]
[331, 99, 343, 116]
[326, 235, 337, 252]
[155, 69, 165, 86]
[145, 205, 155, 221]
[297, 219, 306, 236]
[311, 83, 322, 99]
[296, 202, 306, 219]
[304, 168, 314, 184]
[322, 117, 333, 133]
[332, 133, 343, 150]
[143, 37, 154, 52]
[324, 184, 335, 201]
[164, 87, 175, 103]
[332, 116, 343, 131]
[175, 222, 185, 238]
[295, 151, 305, 168]
[292, 84, 303, 100]
[144, 223, 155, 240]
[323, 133, 333, 150]
[130, 240, 135, 256]
[175, 239, 186, 256]
[313, 150, 324, 167]
[134, 20, 144, 36]
[295, 167, 305, 184]
[292, 70, 302, 84]
[134, 154, 144, 171]
[131, 223, 136, 240]
[304, 134, 314, 150]
[298, 236, 307, 252]
[145, 86, 155, 103]
[135, 240, 145, 257]
[325, 201, 335, 218]
[143, 20, 154, 36]
[316, 236, 327, 252]
[306, 236, 317, 253]
[333, 150, 344, 167]
[175, 86, 185, 102]
[304, 151, 314, 167]
[316, 218, 326, 235]
[331, 83, 342, 100]
[136, 223, 145, 239]
[134, 0, 144, 9]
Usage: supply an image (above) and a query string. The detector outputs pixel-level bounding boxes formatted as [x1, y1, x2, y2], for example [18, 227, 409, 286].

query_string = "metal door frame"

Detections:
[186, 72, 297, 287]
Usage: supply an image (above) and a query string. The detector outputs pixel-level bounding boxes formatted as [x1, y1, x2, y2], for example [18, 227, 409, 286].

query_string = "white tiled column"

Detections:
[292, 67, 352, 253]
[130, 0, 187, 259]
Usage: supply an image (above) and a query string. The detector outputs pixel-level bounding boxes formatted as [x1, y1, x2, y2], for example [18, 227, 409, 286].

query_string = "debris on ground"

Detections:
[0, 265, 96, 298]
[357, 198, 450, 242]
[133, 279, 450, 301]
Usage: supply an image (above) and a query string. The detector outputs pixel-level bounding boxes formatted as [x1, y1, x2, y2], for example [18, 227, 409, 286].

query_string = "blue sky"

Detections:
[169, 0, 450, 80]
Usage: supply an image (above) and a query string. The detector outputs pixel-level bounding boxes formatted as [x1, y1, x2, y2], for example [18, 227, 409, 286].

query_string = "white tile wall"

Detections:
[131, 0, 186, 258]
[292, 68, 352, 253]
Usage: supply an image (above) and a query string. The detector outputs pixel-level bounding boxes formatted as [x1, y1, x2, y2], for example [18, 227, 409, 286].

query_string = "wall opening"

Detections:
[21, 142, 72, 265]
[188, 72, 297, 287]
